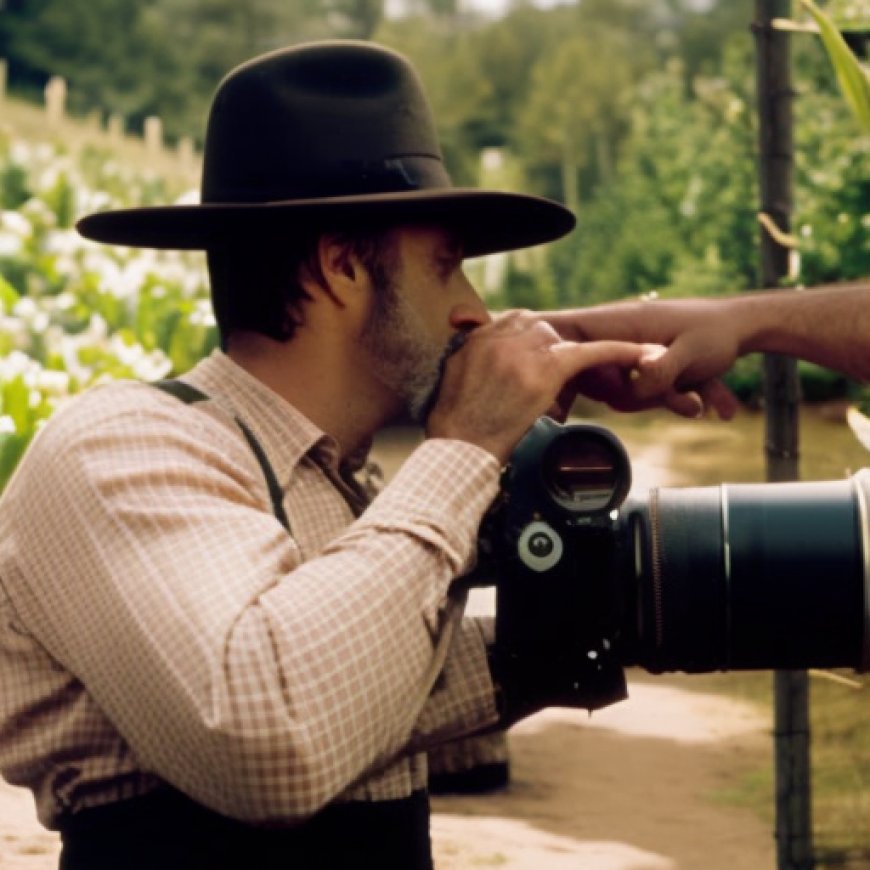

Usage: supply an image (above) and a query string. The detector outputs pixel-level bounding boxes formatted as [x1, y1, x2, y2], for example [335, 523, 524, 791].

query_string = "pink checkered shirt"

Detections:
[0, 350, 500, 829]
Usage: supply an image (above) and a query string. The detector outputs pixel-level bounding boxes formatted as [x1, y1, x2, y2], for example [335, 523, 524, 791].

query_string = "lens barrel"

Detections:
[624, 471, 870, 673]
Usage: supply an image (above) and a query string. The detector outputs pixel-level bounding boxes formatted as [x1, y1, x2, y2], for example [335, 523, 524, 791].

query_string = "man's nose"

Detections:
[449, 300, 491, 331]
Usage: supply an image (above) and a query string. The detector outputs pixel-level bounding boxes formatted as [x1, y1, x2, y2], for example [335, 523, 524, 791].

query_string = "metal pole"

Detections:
[753, 3, 814, 868]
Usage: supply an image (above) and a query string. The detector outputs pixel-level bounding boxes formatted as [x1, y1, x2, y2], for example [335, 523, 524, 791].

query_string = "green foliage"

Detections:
[547, 41, 759, 309]
[793, 56, 870, 284]
[801, 0, 870, 132]
[0, 0, 866, 426]
[0, 135, 218, 486]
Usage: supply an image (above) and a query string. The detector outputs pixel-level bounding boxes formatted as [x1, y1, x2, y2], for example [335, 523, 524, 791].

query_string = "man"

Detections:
[0, 42, 661, 870]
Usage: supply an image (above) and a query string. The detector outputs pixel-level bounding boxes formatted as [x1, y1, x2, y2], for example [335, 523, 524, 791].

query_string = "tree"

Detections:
[1, 0, 344, 140]
[547, 38, 759, 307]
[516, 29, 636, 211]
[324, 0, 384, 38]
[2, 0, 155, 113]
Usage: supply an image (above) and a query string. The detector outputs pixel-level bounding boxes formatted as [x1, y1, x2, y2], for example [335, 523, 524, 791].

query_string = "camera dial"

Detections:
[517, 521, 564, 572]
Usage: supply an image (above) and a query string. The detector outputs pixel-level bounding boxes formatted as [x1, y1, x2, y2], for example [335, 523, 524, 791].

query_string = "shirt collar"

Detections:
[183, 349, 336, 485]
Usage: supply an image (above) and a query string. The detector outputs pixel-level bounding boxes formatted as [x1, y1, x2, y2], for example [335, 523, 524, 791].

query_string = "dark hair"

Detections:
[207, 225, 396, 347]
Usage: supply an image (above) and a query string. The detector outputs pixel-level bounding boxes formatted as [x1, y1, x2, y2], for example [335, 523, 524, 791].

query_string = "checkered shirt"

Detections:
[0, 350, 500, 829]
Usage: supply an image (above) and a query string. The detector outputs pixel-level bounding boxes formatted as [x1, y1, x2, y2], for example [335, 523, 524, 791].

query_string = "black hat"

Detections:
[76, 41, 575, 257]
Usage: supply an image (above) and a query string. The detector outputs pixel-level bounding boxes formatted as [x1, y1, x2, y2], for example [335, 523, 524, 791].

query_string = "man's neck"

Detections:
[226, 330, 395, 460]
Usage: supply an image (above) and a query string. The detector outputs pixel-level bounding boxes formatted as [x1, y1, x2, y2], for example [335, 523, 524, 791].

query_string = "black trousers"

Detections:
[58, 787, 433, 870]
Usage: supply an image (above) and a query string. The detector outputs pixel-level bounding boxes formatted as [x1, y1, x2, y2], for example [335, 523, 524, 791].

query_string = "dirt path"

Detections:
[0, 676, 772, 870]
[0, 782, 60, 869]
[431, 676, 774, 869]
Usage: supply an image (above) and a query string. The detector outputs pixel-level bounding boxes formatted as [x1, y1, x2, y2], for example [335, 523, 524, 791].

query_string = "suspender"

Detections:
[152, 379, 291, 532]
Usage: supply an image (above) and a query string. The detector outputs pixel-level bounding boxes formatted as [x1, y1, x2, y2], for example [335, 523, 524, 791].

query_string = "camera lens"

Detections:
[542, 429, 630, 514]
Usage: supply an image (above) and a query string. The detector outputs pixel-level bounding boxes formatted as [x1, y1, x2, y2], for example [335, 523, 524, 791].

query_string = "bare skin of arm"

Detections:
[540, 282, 870, 417]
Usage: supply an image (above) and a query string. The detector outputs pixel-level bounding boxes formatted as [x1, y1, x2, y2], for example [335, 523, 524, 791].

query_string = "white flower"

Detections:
[82, 251, 122, 286]
[0, 415, 16, 435]
[86, 314, 109, 340]
[175, 188, 201, 205]
[0, 232, 23, 257]
[1, 211, 32, 237]
[9, 141, 33, 165]
[0, 350, 41, 379]
[20, 198, 57, 229]
[77, 190, 115, 214]
[107, 335, 172, 381]
[189, 301, 216, 328]
[12, 298, 38, 319]
[43, 229, 84, 256]
[35, 369, 70, 396]
[53, 292, 76, 311]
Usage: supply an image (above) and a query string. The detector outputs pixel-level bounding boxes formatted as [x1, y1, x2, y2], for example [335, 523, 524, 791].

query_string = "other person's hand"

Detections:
[541, 299, 743, 420]
[425, 310, 664, 463]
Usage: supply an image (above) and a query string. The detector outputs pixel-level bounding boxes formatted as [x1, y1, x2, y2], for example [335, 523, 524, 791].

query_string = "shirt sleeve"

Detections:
[1, 387, 501, 824]
[407, 615, 498, 752]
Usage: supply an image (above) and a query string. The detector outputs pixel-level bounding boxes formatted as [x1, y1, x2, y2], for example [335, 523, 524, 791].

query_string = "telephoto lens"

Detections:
[483, 419, 869, 714]
[621, 472, 870, 674]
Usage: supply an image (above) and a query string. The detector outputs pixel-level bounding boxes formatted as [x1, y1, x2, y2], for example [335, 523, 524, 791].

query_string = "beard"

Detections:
[359, 269, 446, 424]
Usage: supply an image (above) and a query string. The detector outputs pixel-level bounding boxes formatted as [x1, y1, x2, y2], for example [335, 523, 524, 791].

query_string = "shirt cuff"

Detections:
[357, 437, 501, 577]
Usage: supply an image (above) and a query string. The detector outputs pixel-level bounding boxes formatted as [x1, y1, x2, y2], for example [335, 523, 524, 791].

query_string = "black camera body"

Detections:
[478, 417, 870, 712]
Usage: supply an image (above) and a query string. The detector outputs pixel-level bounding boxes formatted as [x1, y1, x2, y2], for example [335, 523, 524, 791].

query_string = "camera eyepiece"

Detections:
[541, 426, 631, 515]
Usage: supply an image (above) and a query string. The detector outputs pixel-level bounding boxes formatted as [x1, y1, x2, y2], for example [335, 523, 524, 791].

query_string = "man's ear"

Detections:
[305, 234, 367, 310]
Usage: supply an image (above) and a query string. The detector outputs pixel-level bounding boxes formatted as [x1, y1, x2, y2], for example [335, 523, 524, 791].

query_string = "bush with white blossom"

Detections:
[0, 133, 218, 488]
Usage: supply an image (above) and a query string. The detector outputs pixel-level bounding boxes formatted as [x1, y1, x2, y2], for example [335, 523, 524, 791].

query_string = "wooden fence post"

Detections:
[754, 3, 814, 868]
[144, 116, 163, 156]
[108, 113, 125, 143]
[45, 76, 67, 126]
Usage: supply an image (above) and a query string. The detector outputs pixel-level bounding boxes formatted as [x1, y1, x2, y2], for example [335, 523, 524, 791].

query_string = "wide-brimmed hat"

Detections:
[75, 41, 575, 257]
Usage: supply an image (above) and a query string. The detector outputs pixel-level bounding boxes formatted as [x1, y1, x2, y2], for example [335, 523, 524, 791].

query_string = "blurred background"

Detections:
[0, 0, 868, 865]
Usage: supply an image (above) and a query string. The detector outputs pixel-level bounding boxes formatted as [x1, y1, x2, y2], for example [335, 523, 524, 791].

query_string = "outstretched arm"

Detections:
[541, 281, 870, 415]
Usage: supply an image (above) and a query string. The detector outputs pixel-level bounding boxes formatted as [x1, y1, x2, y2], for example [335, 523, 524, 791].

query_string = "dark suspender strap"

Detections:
[152, 379, 291, 533]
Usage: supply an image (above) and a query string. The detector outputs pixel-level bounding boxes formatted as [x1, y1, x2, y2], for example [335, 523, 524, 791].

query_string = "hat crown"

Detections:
[201, 41, 450, 204]
[75, 40, 574, 255]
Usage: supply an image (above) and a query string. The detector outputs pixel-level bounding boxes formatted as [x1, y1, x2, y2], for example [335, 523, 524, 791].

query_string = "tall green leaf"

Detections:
[800, 0, 870, 132]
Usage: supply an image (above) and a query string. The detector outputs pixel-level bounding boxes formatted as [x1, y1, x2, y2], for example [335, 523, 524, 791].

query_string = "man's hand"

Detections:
[541, 299, 744, 420]
[425, 310, 663, 463]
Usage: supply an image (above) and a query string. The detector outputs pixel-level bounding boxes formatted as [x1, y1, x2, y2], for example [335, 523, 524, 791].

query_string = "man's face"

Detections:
[359, 226, 489, 422]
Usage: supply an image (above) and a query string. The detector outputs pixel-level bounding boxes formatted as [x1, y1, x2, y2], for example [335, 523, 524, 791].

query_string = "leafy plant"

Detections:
[800, 0, 870, 132]
[0, 137, 217, 487]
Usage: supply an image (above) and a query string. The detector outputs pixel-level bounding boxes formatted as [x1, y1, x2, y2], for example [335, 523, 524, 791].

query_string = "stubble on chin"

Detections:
[360, 287, 443, 426]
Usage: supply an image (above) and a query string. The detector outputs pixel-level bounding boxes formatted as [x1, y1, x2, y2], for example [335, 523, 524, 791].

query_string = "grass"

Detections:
[669, 669, 870, 868]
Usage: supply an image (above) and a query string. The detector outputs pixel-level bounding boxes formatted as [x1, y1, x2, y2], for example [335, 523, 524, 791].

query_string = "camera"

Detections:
[476, 417, 870, 712]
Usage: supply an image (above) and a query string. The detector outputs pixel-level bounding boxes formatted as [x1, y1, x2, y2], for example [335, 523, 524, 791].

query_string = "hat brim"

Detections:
[75, 189, 575, 258]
